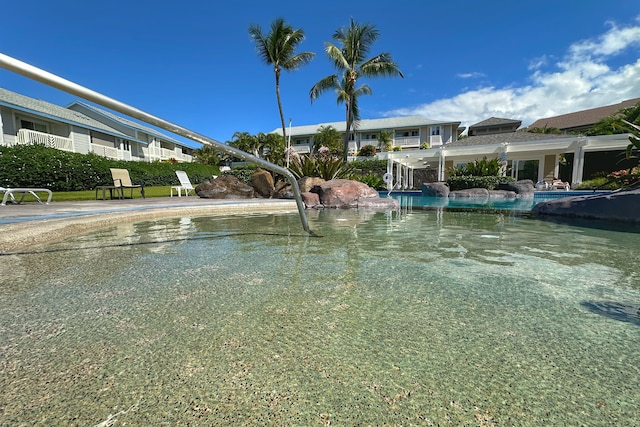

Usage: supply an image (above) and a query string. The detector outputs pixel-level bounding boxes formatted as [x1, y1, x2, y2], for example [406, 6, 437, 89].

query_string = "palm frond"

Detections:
[310, 75, 340, 102]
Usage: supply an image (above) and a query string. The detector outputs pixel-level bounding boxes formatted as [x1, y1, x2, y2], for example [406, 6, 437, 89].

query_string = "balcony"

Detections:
[90, 144, 132, 160]
[393, 136, 420, 148]
[16, 129, 74, 151]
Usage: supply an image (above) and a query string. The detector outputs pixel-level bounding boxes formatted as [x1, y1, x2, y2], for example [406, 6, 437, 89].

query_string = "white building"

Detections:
[271, 116, 462, 155]
[0, 88, 195, 162]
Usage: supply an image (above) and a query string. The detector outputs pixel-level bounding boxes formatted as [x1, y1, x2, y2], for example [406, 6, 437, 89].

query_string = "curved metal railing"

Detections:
[0, 53, 314, 235]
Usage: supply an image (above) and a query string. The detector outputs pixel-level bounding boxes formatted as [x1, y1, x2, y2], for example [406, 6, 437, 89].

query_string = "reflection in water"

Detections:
[0, 209, 639, 426]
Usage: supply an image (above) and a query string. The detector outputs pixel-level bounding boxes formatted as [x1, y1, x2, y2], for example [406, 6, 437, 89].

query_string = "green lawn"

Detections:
[52, 186, 176, 202]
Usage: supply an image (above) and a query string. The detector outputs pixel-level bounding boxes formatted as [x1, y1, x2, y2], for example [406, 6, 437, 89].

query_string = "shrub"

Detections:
[355, 173, 385, 190]
[446, 175, 514, 191]
[358, 145, 376, 157]
[449, 156, 502, 177]
[0, 144, 219, 191]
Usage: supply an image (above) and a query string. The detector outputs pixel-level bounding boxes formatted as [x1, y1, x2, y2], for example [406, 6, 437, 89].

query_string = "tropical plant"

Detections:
[309, 18, 403, 162]
[313, 125, 343, 156]
[288, 154, 354, 180]
[227, 132, 260, 158]
[248, 18, 315, 144]
[355, 173, 385, 190]
[622, 119, 640, 165]
[527, 125, 561, 134]
[358, 145, 376, 157]
[255, 132, 285, 164]
[448, 156, 502, 177]
[377, 129, 392, 151]
[192, 144, 221, 165]
[585, 102, 640, 136]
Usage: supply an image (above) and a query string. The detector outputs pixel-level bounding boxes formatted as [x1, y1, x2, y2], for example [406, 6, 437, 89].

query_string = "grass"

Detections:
[50, 186, 177, 202]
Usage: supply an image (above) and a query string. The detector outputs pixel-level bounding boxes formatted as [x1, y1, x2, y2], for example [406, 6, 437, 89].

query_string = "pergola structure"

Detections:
[385, 133, 633, 189]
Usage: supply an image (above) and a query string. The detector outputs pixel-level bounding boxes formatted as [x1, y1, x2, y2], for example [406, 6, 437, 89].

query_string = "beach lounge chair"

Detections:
[110, 168, 145, 199]
[171, 170, 195, 197]
[551, 178, 570, 190]
[1, 186, 53, 206]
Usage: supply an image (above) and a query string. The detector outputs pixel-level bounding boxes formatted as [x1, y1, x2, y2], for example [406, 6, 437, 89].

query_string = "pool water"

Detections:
[386, 190, 610, 211]
[1, 209, 639, 425]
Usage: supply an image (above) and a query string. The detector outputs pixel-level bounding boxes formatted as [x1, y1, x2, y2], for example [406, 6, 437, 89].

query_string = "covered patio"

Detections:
[385, 133, 632, 190]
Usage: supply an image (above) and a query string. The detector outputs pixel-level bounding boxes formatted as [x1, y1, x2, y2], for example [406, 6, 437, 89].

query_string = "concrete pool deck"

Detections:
[0, 196, 298, 253]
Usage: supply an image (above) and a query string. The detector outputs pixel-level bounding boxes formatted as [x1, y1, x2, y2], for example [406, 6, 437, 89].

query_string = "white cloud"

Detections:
[457, 72, 486, 79]
[387, 17, 640, 132]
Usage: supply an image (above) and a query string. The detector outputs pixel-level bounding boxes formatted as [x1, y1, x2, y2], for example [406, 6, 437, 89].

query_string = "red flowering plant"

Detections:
[607, 167, 640, 187]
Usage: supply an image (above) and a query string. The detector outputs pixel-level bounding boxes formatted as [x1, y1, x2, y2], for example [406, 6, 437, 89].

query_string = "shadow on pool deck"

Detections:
[0, 196, 298, 253]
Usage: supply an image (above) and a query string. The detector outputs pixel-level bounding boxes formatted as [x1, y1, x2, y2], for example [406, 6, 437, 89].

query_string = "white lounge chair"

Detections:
[171, 170, 195, 197]
[1, 186, 53, 206]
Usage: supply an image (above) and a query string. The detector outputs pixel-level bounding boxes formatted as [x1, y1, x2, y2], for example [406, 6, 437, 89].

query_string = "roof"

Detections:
[469, 117, 522, 129]
[446, 131, 576, 147]
[0, 87, 132, 140]
[527, 98, 640, 131]
[272, 115, 461, 136]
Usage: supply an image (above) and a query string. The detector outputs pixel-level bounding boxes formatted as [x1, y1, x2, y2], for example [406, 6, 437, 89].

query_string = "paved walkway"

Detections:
[0, 196, 298, 253]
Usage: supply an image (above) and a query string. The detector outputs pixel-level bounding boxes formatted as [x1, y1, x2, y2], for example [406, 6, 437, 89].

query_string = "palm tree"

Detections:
[248, 18, 315, 145]
[310, 18, 403, 162]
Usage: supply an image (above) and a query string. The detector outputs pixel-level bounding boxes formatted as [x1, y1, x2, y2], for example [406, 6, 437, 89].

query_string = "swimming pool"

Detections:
[1, 208, 638, 425]
[385, 190, 610, 211]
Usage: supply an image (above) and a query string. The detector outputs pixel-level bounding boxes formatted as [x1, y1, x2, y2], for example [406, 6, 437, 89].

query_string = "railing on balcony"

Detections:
[430, 135, 443, 147]
[16, 129, 74, 151]
[393, 136, 420, 148]
[90, 144, 123, 160]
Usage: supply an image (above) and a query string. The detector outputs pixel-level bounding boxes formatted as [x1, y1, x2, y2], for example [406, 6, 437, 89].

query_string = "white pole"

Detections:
[286, 118, 292, 168]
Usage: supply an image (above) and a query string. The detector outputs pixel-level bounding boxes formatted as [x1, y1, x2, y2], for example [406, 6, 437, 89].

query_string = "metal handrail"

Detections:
[0, 53, 314, 235]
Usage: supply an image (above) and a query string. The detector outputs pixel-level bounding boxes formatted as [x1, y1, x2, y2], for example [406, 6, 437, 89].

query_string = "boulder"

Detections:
[299, 176, 325, 192]
[274, 180, 294, 199]
[498, 179, 535, 198]
[249, 169, 274, 198]
[301, 191, 321, 208]
[531, 189, 640, 224]
[421, 182, 450, 197]
[449, 188, 490, 198]
[449, 188, 517, 199]
[312, 179, 378, 208]
[195, 175, 254, 199]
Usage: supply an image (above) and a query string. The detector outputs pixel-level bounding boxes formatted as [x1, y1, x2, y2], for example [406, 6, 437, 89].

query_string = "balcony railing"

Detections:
[90, 144, 134, 160]
[16, 129, 74, 151]
[393, 136, 420, 148]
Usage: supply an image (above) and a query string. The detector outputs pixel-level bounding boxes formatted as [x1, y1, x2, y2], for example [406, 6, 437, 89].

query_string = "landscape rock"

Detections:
[311, 179, 378, 208]
[249, 169, 275, 198]
[299, 176, 326, 192]
[421, 182, 450, 197]
[531, 189, 640, 224]
[274, 180, 294, 199]
[195, 175, 254, 199]
[498, 179, 535, 198]
[311, 179, 399, 209]
[449, 188, 490, 198]
[301, 191, 321, 208]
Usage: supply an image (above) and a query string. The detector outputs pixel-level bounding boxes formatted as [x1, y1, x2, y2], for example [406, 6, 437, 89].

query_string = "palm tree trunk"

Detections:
[275, 71, 287, 150]
[343, 102, 352, 163]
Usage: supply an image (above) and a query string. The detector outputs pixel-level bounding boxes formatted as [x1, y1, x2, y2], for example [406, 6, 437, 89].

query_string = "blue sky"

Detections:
[1, 0, 640, 148]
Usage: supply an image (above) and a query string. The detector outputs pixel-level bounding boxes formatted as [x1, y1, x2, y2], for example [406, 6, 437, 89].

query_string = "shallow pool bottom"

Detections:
[0, 209, 638, 425]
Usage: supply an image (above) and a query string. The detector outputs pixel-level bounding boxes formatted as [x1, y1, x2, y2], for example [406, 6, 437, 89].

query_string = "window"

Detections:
[20, 119, 47, 133]
[431, 126, 440, 136]
[294, 138, 309, 145]
[395, 129, 419, 138]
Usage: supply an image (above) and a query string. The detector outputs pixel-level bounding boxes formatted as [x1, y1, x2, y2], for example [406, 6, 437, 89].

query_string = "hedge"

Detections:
[0, 144, 219, 191]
